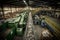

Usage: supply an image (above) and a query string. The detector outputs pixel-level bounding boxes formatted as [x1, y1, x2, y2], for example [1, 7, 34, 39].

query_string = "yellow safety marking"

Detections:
[45, 18, 60, 34]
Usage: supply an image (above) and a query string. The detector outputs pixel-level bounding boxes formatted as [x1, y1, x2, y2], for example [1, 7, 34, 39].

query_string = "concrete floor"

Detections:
[33, 25, 44, 40]
[33, 25, 53, 40]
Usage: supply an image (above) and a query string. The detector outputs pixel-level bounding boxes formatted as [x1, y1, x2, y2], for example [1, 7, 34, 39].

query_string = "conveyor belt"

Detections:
[24, 12, 36, 40]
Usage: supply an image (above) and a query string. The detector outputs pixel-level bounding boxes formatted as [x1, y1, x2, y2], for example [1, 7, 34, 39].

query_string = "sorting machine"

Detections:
[0, 11, 29, 40]
[16, 12, 28, 36]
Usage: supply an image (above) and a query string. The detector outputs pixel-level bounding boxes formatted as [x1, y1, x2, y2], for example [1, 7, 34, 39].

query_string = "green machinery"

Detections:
[16, 12, 28, 36]
[7, 16, 21, 28]
[0, 14, 21, 40]
[0, 11, 29, 40]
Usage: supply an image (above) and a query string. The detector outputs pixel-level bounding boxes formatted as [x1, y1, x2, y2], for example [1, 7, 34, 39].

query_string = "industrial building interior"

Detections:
[0, 0, 60, 40]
